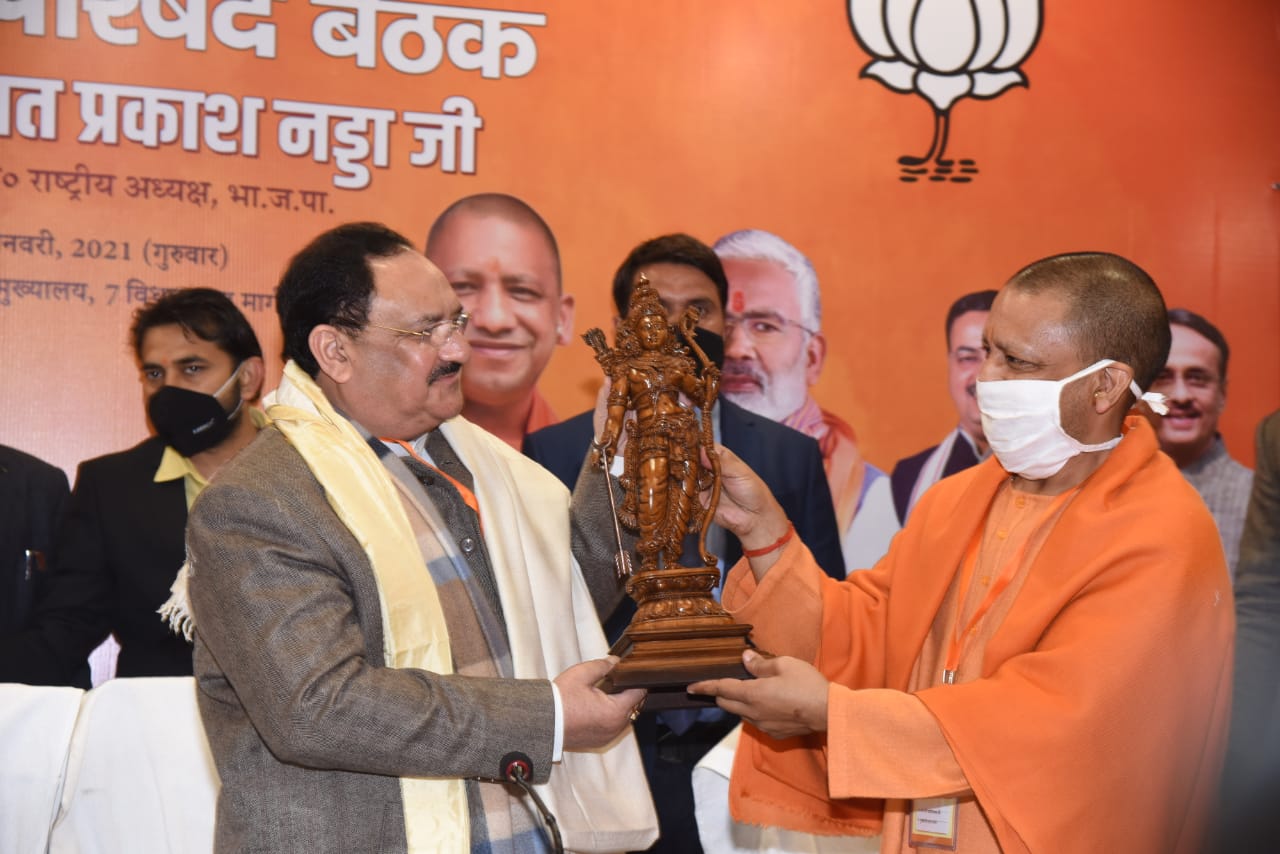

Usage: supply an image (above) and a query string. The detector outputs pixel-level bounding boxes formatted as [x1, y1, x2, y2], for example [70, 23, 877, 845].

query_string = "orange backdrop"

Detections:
[2, 0, 1277, 479]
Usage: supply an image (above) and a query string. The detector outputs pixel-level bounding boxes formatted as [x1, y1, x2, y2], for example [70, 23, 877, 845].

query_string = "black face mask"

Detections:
[147, 367, 243, 457]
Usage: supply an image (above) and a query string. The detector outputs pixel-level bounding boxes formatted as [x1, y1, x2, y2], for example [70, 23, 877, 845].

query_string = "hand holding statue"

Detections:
[705, 444, 791, 580]
[688, 650, 829, 739]
[555, 656, 647, 749]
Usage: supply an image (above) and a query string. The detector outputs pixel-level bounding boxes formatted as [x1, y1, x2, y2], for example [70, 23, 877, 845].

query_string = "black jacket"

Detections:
[0, 437, 192, 684]
[0, 445, 70, 635]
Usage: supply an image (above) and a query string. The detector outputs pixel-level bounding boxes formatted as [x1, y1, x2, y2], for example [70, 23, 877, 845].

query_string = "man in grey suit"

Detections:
[187, 223, 656, 853]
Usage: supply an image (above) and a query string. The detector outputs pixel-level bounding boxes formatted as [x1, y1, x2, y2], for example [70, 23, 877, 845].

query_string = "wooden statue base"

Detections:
[599, 621, 754, 709]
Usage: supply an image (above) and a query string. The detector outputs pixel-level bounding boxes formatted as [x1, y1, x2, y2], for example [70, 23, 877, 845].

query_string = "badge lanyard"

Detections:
[941, 487, 1077, 685]
[384, 437, 483, 528]
[912, 485, 1078, 851]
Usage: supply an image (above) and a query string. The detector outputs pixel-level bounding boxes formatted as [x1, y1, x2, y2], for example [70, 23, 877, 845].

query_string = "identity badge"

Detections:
[908, 797, 958, 850]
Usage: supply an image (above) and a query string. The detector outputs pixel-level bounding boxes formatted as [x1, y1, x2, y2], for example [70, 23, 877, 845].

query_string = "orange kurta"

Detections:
[723, 416, 1234, 853]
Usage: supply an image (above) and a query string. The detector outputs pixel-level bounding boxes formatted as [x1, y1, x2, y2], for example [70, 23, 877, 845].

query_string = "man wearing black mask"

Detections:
[0, 288, 265, 684]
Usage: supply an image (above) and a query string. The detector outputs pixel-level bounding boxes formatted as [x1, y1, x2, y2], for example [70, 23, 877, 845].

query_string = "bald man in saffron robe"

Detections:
[694, 252, 1233, 854]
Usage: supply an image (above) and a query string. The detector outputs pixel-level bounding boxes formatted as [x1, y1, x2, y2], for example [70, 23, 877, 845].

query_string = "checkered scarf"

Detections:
[373, 442, 548, 853]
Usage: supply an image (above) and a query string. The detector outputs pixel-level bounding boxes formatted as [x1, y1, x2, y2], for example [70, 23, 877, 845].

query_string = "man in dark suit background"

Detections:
[0, 445, 69, 635]
[0, 288, 266, 684]
[524, 233, 844, 853]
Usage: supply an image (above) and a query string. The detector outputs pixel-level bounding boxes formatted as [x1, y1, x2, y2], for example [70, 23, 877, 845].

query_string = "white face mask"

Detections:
[976, 359, 1168, 480]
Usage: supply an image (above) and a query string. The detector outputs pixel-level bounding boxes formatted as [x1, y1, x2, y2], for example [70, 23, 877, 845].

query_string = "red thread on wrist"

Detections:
[741, 522, 794, 558]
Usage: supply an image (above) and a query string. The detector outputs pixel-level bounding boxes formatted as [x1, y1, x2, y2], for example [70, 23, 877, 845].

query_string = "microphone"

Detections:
[500, 752, 563, 854]
[501, 752, 532, 782]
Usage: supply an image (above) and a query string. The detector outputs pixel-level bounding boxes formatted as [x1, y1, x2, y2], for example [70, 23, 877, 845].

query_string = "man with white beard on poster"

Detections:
[714, 229, 883, 570]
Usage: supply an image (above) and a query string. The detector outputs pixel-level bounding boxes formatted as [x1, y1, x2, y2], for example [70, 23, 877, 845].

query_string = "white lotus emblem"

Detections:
[848, 0, 1043, 182]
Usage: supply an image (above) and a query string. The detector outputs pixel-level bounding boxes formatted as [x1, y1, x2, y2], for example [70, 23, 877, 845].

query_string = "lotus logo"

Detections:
[848, 0, 1043, 183]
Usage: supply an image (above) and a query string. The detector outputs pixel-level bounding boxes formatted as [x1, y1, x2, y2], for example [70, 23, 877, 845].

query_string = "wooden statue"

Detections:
[587, 277, 721, 575]
[584, 275, 753, 707]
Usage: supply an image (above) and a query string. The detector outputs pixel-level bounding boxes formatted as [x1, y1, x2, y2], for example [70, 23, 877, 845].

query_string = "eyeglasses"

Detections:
[725, 311, 816, 341]
[367, 312, 470, 347]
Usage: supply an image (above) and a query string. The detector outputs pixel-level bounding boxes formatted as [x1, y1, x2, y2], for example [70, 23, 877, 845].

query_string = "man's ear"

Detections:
[1094, 361, 1136, 414]
[237, 356, 267, 402]
[556, 293, 576, 346]
[309, 325, 354, 384]
[804, 333, 827, 387]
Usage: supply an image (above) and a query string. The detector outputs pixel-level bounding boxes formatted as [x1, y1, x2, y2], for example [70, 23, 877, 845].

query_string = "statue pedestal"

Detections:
[597, 565, 756, 710]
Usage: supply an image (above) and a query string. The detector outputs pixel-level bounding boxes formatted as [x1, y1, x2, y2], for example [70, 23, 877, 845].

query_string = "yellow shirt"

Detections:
[153, 408, 270, 508]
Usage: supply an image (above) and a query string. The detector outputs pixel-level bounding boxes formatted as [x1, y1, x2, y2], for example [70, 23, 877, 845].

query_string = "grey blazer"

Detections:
[188, 427, 556, 854]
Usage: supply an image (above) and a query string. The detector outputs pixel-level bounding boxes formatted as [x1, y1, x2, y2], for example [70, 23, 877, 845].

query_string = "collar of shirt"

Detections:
[153, 407, 270, 508]
[383, 431, 432, 464]
[1181, 433, 1229, 476]
[780, 395, 825, 439]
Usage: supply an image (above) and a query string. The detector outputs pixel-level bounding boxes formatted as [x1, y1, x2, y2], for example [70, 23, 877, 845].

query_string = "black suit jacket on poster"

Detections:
[0, 436, 193, 684]
[889, 433, 981, 526]
[0, 445, 70, 634]
[523, 399, 846, 582]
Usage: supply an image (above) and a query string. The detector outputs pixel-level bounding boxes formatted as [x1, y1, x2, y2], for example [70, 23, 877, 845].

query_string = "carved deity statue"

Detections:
[584, 277, 753, 704]
[585, 277, 722, 575]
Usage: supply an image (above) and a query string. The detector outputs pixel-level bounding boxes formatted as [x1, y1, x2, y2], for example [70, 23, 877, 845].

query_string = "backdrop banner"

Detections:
[2, 0, 1277, 476]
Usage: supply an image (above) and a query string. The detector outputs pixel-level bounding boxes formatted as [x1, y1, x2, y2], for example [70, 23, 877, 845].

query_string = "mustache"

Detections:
[429, 360, 463, 383]
[723, 359, 765, 384]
